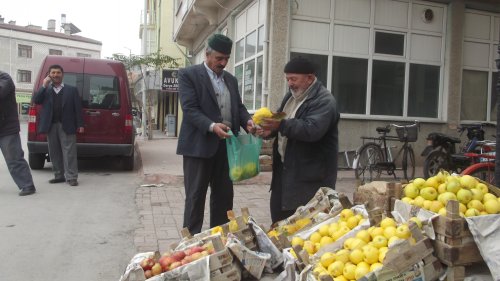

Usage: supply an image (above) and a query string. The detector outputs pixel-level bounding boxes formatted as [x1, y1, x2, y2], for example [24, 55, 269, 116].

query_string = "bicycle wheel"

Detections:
[423, 150, 450, 178]
[463, 164, 495, 185]
[402, 146, 416, 181]
[354, 143, 383, 183]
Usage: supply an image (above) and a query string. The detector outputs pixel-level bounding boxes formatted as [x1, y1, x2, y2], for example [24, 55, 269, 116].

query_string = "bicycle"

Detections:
[353, 121, 420, 184]
[461, 141, 496, 184]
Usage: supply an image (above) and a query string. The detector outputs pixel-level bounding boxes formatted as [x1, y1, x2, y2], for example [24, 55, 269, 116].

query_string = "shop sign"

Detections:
[162, 69, 179, 92]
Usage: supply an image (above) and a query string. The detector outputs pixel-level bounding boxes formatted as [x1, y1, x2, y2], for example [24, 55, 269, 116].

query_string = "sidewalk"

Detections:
[133, 134, 360, 253]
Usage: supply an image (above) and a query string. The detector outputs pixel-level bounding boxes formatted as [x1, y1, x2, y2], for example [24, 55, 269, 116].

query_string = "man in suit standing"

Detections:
[177, 34, 256, 234]
[33, 64, 84, 186]
[0, 71, 36, 196]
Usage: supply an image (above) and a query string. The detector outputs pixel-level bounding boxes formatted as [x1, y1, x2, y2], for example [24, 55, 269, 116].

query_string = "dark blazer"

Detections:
[0, 71, 20, 137]
[176, 63, 251, 158]
[32, 84, 84, 134]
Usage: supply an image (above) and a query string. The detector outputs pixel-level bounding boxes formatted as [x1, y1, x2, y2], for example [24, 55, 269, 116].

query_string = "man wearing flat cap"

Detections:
[177, 33, 256, 234]
[259, 56, 340, 223]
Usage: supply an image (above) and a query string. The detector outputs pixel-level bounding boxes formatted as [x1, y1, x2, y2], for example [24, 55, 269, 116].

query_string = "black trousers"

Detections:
[270, 157, 295, 224]
[182, 141, 233, 234]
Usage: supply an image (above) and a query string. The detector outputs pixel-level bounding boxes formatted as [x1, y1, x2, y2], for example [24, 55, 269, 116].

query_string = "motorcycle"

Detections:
[421, 124, 488, 178]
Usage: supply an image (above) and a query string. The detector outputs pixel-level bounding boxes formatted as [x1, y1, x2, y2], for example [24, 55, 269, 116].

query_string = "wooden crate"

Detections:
[431, 200, 483, 267]
[210, 263, 241, 281]
[353, 181, 402, 218]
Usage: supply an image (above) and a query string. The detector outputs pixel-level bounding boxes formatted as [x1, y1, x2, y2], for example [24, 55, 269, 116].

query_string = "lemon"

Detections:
[318, 224, 330, 236]
[380, 217, 397, 228]
[320, 236, 334, 248]
[349, 248, 365, 264]
[291, 236, 304, 247]
[340, 209, 355, 221]
[328, 260, 345, 277]
[320, 252, 336, 268]
[355, 229, 371, 243]
[309, 231, 322, 244]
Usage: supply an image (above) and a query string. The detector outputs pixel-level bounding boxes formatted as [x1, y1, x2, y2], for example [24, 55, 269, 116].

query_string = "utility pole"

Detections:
[142, 0, 148, 140]
[495, 43, 500, 187]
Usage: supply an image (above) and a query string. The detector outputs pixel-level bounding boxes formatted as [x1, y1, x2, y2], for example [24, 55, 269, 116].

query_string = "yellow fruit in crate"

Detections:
[480, 211, 489, 215]
[289, 248, 297, 259]
[369, 227, 385, 239]
[429, 200, 444, 213]
[371, 235, 388, 248]
[459, 203, 467, 214]
[401, 197, 413, 204]
[319, 224, 330, 236]
[413, 196, 425, 207]
[312, 265, 326, 277]
[343, 237, 355, 250]
[320, 252, 336, 268]
[303, 240, 316, 255]
[395, 224, 411, 239]
[349, 248, 364, 264]
[438, 207, 447, 216]
[420, 187, 438, 201]
[335, 249, 351, 263]
[467, 200, 484, 212]
[343, 263, 357, 280]
[363, 245, 379, 264]
[456, 189, 473, 205]
[211, 226, 223, 235]
[464, 208, 480, 217]
[333, 276, 348, 281]
[409, 217, 423, 229]
[383, 226, 397, 239]
[351, 238, 368, 250]
[380, 217, 397, 228]
[310, 232, 322, 244]
[282, 224, 298, 235]
[295, 217, 311, 229]
[338, 221, 348, 229]
[317, 271, 331, 280]
[425, 176, 440, 188]
[379, 247, 389, 263]
[355, 214, 364, 222]
[346, 216, 360, 229]
[332, 226, 350, 241]
[267, 229, 277, 237]
[328, 223, 340, 236]
[413, 178, 426, 189]
[476, 183, 489, 194]
[291, 236, 304, 247]
[460, 175, 479, 189]
[229, 220, 239, 232]
[388, 236, 404, 247]
[320, 236, 334, 248]
[437, 183, 447, 194]
[470, 189, 484, 201]
[422, 200, 432, 210]
[355, 230, 371, 243]
[446, 178, 461, 193]
[483, 193, 497, 203]
[404, 183, 419, 199]
[340, 209, 355, 221]
[484, 199, 500, 214]
[438, 192, 457, 206]
[370, 262, 383, 271]
[328, 260, 345, 277]
[355, 264, 370, 280]
[252, 107, 273, 125]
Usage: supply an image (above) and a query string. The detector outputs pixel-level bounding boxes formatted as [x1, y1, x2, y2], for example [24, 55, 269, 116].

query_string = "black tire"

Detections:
[354, 143, 383, 184]
[402, 146, 415, 181]
[121, 154, 134, 171]
[29, 153, 45, 170]
[466, 165, 495, 185]
[423, 150, 450, 178]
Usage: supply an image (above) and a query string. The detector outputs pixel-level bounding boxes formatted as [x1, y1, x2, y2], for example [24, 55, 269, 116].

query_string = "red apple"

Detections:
[172, 251, 186, 262]
[151, 263, 162, 276]
[144, 269, 153, 279]
[183, 248, 192, 256]
[207, 248, 215, 254]
[158, 255, 175, 272]
[190, 252, 202, 261]
[140, 257, 155, 271]
[190, 246, 204, 253]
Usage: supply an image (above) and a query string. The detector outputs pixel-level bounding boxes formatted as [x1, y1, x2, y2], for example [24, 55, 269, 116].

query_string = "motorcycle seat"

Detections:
[376, 127, 390, 134]
[428, 132, 461, 144]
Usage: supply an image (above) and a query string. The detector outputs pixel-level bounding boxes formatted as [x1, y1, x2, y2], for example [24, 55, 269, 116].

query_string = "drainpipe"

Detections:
[495, 43, 500, 187]
[262, 0, 271, 107]
[142, 0, 148, 140]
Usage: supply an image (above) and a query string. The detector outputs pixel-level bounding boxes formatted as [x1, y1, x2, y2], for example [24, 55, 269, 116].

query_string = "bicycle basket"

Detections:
[396, 125, 418, 142]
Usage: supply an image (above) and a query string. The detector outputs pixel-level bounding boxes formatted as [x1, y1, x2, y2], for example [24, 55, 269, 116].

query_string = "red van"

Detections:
[27, 56, 135, 170]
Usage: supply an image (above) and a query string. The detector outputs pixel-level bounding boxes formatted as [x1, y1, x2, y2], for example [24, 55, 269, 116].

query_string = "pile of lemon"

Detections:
[310, 217, 421, 281]
[267, 217, 312, 238]
[402, 172, 500, 217]
[289, 209, 366, 257]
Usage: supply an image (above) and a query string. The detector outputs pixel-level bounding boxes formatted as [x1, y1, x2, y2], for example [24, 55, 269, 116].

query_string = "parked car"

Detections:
[27, 55, 135, 170]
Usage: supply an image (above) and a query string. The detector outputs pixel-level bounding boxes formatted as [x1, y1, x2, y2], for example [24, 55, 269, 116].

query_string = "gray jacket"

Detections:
[0, 71, 20, 137]
[271, 80, 340, 210]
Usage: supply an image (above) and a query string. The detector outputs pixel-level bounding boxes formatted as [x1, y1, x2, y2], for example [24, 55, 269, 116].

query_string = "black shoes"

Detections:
[19, 186, 36, 196]
[67, 179, 78, 186]
[49, 177, 66, 184]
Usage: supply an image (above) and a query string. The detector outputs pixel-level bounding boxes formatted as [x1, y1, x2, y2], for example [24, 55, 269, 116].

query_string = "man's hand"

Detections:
[213, 123, 231, 139]
[42, 76, 52, 88]
[246, 119, 257, 134]
[261, 118, 281, 131]
[77, 127, 84, 133]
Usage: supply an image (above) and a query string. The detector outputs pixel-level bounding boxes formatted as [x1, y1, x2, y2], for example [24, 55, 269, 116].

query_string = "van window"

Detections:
[62, 73, 84, 94]
[84, 75, 121, 110]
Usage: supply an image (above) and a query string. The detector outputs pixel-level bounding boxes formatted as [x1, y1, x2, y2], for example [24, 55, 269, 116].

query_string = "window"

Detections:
[461, 70, 488, 121]
[17, 70, 31, 83]
[234, 0, 266, 111]
[77, 53, 91, 58]
[18, 45, 32, 58]
[49, 49, 63, 55]
[332, 57, 368, 114]
[84, 75, 120, 109]
[371, 60, 405, 116]
[375, 32, 405, 56]
[408, 64, 440, 118]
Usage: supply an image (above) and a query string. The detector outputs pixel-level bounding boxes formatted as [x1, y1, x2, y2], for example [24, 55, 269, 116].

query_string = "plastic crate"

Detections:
[396, 124, 418, 142]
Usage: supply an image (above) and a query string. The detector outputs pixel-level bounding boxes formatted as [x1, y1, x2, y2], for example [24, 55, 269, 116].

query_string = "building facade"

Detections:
[0, 17, 101, 111]
[172, 0, 500, 165]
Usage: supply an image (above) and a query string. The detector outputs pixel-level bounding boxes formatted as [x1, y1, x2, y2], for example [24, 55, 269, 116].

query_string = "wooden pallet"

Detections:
[431, 200, 482, 267]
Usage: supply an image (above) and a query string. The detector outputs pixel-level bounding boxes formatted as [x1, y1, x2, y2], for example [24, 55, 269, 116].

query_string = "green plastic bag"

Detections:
[226, 131, 263, 182]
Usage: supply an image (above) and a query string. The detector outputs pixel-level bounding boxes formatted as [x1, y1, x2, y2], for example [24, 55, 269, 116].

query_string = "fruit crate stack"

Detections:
[353, 181, 402, 219]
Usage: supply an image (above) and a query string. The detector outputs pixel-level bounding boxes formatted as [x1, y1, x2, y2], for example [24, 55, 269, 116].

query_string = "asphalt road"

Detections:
[0, 122, 139, 281]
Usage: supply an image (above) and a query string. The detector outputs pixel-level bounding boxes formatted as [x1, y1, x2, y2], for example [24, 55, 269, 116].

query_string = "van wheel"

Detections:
[121, 154, 134, 171]
[29, 153, 46, 170]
